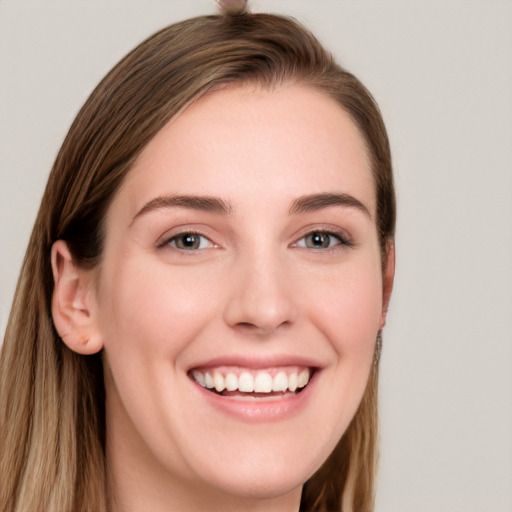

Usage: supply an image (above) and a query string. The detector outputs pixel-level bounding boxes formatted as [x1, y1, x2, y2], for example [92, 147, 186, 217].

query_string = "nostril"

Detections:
[232, 322, 266, 335]
[233, 319, 292, 336]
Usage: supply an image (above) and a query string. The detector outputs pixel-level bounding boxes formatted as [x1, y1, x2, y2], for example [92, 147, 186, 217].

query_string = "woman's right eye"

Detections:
[165, 232, 213, 251]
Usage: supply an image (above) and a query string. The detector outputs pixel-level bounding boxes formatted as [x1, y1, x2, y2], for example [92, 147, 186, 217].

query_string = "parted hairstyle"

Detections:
[0, 11, 395, 512]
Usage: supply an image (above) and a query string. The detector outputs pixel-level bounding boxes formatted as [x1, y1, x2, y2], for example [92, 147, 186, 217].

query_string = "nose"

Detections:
[223, 251, 299, 336]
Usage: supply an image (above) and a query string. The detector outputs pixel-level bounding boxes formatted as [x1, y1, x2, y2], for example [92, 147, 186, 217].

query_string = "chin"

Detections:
[200, 464, 307, 501]
[185, 431, 336, 502]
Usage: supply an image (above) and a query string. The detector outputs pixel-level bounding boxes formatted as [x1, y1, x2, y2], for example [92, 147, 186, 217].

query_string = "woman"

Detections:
[0, 2, 395, 511]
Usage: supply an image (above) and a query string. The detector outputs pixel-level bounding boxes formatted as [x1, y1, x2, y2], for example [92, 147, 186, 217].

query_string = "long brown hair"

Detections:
[0, 12, 395, 512]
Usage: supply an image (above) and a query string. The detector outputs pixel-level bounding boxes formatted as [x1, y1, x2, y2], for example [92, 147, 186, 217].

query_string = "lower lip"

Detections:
[191, 374, 317, 423]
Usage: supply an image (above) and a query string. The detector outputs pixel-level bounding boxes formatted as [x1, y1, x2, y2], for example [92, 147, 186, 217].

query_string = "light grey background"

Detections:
[1, 1, 511, 511]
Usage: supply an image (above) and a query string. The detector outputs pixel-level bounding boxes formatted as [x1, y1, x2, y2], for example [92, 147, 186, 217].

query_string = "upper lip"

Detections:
[187, 354, 324, 373]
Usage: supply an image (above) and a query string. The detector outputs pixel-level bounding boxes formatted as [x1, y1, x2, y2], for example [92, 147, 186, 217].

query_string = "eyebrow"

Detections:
[130, 191, 370, 226]
[130, 194, 232, 226]
[289, 193, 371, 218]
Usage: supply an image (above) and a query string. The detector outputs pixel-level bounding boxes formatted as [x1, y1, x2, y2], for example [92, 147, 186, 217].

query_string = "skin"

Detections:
[52, 84, 394, 512]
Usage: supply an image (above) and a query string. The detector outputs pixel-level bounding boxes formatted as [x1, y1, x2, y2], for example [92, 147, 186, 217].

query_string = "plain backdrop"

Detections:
[1, 1, 511, 511]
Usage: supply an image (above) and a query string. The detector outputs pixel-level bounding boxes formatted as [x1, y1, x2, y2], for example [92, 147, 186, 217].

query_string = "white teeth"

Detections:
[298, 369, 309, 388]
[238, 372, 254, 392]
[288, 372, 298, 392]
[254, 372, 273, 393]
[193, 370, 206, 387]
[225, 372, 238, 391]
[272, 371, 288, 392]
[213, 372, 225, 392]
[192, 368, 311, 394]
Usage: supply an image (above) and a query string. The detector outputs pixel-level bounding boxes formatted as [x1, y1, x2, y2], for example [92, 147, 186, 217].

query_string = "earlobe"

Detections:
[51, 240, 103, 355]
[379, 240, 395, 329]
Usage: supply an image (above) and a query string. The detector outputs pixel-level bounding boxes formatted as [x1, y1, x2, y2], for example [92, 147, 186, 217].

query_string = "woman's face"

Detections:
[91, 84, 391, 507]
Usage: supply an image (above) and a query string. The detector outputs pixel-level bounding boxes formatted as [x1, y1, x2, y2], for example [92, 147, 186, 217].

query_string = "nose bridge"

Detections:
[223, 244, 298, 335]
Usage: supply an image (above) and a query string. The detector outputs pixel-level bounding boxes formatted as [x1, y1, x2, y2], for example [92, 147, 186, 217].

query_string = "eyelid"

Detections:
[156, 225, 353, 252]
[292, 227, 354, 250]
[157, 228, 217, 251]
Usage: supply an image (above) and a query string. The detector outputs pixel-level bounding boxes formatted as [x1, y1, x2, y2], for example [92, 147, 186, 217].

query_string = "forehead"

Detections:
[117, 83, 375, 216]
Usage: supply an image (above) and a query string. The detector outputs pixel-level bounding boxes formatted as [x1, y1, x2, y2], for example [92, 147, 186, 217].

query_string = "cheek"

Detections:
[306, 260, 383, 356]
[96, 257, 224, 469]
[98, 257, 220, 356]
[292, 259, 382, 455]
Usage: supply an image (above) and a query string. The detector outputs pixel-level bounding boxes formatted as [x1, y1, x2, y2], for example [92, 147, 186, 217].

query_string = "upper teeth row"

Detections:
[192, 369, 311, 393]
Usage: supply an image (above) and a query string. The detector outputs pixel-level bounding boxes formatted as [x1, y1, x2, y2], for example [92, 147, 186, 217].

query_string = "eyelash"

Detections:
[161, 231, 214, 251]
[293, 230, 354, 250]
[160, 229, 353, 252]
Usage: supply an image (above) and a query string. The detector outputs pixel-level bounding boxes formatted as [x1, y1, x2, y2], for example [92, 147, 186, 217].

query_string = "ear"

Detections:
[379, 240, 395, 329]
[51, 240, 103, 355]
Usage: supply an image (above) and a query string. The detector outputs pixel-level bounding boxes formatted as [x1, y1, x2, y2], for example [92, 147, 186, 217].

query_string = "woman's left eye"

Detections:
[295, 231, 350, 250]
[165, 233, 213, 251]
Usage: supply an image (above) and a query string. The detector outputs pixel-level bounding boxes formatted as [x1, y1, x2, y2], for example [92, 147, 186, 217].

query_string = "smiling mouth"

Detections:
[190, 367, 312, 400]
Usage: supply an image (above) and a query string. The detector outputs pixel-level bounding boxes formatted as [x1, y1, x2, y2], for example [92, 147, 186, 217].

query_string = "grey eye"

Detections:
[303, 231, 340, 249]
[169, 233, 210, 250]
